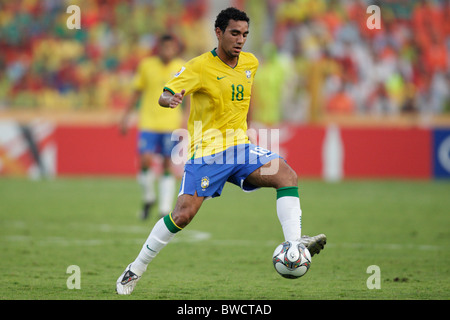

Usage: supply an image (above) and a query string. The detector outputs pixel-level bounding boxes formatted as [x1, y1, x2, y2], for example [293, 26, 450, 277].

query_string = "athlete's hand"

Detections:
[169, 89, 185, 108]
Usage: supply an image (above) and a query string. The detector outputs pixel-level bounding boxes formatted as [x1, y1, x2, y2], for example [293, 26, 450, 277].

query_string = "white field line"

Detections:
[1, 221, 447, 251]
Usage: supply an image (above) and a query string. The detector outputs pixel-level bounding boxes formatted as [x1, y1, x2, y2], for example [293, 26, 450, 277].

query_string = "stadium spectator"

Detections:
[325, 80, 355, 114]
[1, 0, 448, 122]
[252, 43, 291, 126]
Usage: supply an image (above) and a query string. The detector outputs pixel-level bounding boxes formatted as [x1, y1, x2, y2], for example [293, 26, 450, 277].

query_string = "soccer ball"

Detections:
[272, 241, 311, 279]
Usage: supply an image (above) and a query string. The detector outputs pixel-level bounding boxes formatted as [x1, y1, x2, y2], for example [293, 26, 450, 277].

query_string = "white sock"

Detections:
[130, 217, 177, 276]
[137, 169, 156, 203]
[276, 187, 302, 241]
[159, 174, 176, 216]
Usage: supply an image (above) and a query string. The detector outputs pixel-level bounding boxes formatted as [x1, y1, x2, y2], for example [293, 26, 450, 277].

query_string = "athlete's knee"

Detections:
[287, 164, 298, 184]
[140, 153, 153, 168]
[171, 209, 195, 228]
[171, 194, 203, 228]
[276, 161, 298, 188]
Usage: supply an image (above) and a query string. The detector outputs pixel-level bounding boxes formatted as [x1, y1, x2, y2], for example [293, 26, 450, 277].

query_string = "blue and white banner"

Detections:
[433, 129, 450, 178]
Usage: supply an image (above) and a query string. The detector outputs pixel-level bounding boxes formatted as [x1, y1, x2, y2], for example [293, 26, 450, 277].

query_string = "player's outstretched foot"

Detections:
[300, 234, 327, 257]
[116, 263, 140, 295]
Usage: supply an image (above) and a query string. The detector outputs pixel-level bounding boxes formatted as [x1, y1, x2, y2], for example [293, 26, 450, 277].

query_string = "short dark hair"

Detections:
[214, 7, 250, 32]
[159, 34, 176, 43]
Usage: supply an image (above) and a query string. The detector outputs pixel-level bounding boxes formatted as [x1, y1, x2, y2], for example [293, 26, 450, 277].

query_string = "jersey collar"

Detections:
[211, 48, 239, 69]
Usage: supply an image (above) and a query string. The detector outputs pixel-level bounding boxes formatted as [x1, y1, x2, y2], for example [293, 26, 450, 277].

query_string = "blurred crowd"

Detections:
[247, 0, 450, 124]
[0, 0, 449, 124]
[0, 0, 212, 110]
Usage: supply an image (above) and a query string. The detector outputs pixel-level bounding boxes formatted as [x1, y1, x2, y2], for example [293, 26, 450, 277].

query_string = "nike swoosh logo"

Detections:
[146, 245, 157, 253]
[217, 76, 226, 80]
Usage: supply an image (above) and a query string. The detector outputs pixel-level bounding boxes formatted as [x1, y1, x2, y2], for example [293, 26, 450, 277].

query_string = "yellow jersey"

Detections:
[133, 56, 185, 132]
[163, 49, 259, 158]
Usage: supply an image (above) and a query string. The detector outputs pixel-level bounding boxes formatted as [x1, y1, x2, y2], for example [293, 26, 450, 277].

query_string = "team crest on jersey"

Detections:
[174, 66, 185, 77]
[245, 70, 251, 79]
[201, 176, 210, 190]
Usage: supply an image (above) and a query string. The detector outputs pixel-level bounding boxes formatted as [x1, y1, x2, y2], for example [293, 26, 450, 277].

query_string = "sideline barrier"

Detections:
[1, 122, 449, 179]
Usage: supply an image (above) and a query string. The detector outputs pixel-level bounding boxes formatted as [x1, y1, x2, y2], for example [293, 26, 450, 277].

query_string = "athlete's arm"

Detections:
[159, 89, 186, 109]
[120, 90, 140, 135]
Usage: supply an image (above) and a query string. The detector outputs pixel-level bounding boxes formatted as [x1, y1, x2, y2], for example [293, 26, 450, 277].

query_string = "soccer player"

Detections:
[120, 34, 187, 219]
[116, 7, 326, 295]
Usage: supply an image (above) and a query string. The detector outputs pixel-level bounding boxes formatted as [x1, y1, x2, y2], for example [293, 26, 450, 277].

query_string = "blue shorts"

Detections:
[138, 131, 176, 157]
[178, 144, 282, 198]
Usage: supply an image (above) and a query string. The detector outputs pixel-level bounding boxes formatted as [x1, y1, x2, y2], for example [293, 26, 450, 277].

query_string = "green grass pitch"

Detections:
[0, 177, 449, 300]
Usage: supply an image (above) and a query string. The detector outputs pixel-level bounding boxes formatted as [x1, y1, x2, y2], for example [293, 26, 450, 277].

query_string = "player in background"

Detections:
[120, 34, 188, 220]
[117, 7, 326, 295]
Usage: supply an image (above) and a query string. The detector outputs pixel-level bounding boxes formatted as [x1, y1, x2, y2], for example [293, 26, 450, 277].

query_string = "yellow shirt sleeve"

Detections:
[163, 57, 202, 96]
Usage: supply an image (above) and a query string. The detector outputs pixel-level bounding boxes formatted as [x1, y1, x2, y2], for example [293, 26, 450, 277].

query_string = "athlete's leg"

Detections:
[138, 152, 157, 219]
[138, 152, 157, 202]
[117, 192, 204, 295]
[244, 158, 297, 189]
[170, 192, 205, 228]
[158, 155, 176, 217]
[158, 133, 178, 217]
[245, 158, 326, 256]
[245, 158, 302, 241]
[131, 193, 203, 274]
[123, 194, 202, 269]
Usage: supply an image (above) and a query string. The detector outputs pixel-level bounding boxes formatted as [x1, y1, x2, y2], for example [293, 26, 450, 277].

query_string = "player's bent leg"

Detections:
[245, 159, 301, 240]
[116, 193, 204, 295]
[245, 158, 298, 189]
[245, 159, 327, 256]
[171, 192, 204, 228]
